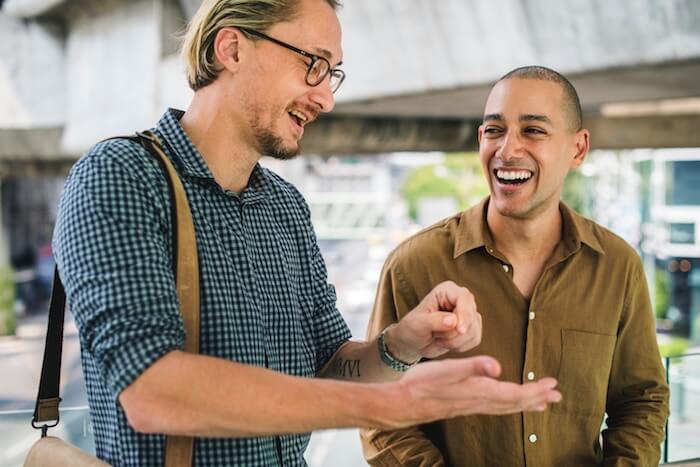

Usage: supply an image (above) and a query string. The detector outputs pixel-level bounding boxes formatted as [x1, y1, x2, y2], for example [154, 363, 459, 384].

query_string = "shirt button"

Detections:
[529, 311, 535, 320]
[527, 371, 535, 381]
[502, 264, 510, 273]
[529, 433, 538, 443]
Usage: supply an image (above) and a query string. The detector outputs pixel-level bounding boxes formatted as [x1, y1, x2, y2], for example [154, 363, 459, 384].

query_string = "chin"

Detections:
[492, 198, 534, 220]
[269, 149, 299, 161]
[271, 140, 301, 160]
[258, 132, 300, 160]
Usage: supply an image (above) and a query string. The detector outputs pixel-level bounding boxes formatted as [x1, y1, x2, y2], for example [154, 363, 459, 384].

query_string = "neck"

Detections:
[486, 200, 563, 262]
[180, 84, 259, 194]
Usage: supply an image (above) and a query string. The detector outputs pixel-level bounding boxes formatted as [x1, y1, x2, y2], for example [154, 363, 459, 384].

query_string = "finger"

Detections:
[448, 289, 478, 334]
[413, 355, 502, 381]
[444, 355, 501, 379]
[432, 312, 479, 338]
[509, 379, 562, 412]
[432, 328, 461, 340]
[534, 377, 558, 390]
[428, 333, 481, 353]
[521, 389, 562, 413]
[475, 378, 561, 414]
[420, 342, 451, 359]
[424, 311, 460, 333]
[428, 281, 463, 313]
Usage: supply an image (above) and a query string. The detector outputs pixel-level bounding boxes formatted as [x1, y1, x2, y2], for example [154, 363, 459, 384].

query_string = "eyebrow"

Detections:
[310, 47, 333, 60]
[482, 113, 553, 125]
[520, 114, 553, 125]
[309, 48, 343, 67]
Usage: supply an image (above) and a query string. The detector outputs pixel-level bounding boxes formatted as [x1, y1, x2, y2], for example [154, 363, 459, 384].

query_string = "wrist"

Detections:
[356, 380, 409, 430]
[380, 324, 421, 372]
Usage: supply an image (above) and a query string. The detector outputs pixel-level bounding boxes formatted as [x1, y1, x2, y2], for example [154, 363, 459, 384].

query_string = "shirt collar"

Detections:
[453, 197, 492, 258]
[560, 202, 605, 255]
[453, 197, 605, 258]
[154, 108, 272, 204]
[155, 108, 214, 180]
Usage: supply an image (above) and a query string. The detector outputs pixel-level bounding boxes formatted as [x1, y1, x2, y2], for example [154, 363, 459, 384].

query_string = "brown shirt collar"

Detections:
[453, 197, 605, 259]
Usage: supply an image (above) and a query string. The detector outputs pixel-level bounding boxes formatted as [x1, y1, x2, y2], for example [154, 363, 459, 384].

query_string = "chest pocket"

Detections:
[557, 328, 617, 416]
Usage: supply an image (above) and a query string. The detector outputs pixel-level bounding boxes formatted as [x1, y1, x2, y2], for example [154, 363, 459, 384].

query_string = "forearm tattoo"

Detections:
[331, 358, 361, 378]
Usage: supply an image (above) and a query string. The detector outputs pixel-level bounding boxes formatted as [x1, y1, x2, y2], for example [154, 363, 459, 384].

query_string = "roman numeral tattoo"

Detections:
[331, 358, 361, 378]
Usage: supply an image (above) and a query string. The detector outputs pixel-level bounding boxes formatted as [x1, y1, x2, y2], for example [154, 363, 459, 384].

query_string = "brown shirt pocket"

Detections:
[557, 329, 617, 416]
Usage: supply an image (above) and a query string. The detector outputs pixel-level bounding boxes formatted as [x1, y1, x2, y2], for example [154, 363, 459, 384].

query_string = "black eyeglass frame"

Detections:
[239, 27, 346, 93]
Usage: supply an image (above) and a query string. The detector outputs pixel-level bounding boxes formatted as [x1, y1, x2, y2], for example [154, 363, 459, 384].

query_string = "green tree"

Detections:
[562, 170, 590, 216]
[0, 267, 16, 336]
[655, 269, 670, 320]
[401, 153, 489, 221]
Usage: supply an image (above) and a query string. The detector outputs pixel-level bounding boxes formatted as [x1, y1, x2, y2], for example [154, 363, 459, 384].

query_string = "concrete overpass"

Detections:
[1, 0, 700, 163]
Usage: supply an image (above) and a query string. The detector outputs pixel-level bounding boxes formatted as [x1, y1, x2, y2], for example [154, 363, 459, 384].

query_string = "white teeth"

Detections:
[496, 169, 532, 181]
[289, 109, 308, 123]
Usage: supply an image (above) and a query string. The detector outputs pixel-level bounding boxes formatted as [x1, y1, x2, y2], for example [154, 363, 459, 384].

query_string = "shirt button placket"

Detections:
[523, 308, 537, 384]
[522, 303, 539, 465]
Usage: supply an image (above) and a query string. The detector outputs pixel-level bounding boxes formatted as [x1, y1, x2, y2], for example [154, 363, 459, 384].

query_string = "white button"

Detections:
[502, 264, 510, 272]
[529, 433, 537, 443]
[529, 312, 535, 320]
[527, 371, 535, 381]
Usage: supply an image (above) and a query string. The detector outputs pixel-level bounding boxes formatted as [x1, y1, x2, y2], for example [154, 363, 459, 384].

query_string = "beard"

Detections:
[249, 106, 301, 161]
[256, 129, 300, 160]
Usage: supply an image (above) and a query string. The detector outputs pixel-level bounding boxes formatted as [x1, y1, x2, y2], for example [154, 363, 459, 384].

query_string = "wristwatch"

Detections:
[378, 324, 420, 372]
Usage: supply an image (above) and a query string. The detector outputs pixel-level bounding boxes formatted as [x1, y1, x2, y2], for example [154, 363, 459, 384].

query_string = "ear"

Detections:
[213, 27, 246, 74]
[477, 124, 485, 145]
[570, 128, 590, 169]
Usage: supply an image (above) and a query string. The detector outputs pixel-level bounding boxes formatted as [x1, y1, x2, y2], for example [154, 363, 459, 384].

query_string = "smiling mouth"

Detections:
[289, 109, 310, 127]
[494, 169, 534, 185]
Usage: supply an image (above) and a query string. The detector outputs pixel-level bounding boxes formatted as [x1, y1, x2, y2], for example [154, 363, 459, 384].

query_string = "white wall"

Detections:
[61, 0, 162, 153]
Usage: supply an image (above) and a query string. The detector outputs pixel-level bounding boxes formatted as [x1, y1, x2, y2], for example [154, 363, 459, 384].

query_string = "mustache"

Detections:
[290, 104, 320, 124]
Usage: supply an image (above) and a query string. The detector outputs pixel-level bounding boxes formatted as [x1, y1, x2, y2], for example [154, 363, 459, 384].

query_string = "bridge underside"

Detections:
[304, 58, 700, 154]
[1, 0, 700, 163]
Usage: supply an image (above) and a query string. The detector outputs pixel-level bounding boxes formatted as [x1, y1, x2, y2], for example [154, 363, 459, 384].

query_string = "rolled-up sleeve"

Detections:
[53, 141, 185, 399]
[291, 188, 351, 371]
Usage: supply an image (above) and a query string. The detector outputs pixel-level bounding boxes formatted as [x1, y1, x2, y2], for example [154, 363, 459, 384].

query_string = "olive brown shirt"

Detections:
[362, 198, 669, 467]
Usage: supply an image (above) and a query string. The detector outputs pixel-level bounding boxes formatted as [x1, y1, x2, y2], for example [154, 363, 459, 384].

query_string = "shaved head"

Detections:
[498, 66, 583, 132]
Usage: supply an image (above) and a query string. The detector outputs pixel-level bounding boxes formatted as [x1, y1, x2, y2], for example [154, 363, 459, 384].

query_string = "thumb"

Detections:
[425, 311, 458, 332]
[449, 355, 502, 379]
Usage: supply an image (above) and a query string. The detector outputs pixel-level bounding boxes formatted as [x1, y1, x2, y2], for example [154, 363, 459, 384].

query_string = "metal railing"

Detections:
[663, 352, 700, 464]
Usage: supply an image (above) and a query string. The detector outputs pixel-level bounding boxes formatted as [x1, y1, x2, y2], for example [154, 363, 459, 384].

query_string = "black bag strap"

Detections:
[30, 266, 65, 435]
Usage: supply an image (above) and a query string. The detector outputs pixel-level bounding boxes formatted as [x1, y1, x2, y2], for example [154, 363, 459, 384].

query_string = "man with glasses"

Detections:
[53, 1, 561, 465]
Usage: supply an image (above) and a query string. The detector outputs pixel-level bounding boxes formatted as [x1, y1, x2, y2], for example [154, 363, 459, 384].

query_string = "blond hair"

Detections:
[181, 0, 341, 90]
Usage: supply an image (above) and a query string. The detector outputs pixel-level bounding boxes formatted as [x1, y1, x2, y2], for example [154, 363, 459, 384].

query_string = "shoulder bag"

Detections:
[24, 131, 200, 467]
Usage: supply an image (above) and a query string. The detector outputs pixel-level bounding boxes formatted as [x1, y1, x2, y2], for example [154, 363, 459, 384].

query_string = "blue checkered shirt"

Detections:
[53, 109, 352, 466]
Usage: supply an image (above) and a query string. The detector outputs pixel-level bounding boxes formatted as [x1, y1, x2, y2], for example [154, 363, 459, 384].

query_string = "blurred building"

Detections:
[642, 150, 700, 342]
[2, 0, 700, 311]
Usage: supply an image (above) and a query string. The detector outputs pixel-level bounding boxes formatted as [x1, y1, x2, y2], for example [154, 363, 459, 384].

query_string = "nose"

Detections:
[497, 129, 523, 161]
[309, 77, 335, 113]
